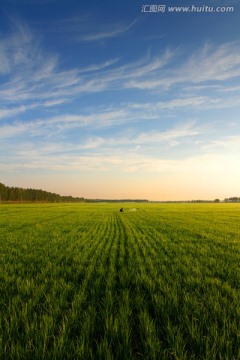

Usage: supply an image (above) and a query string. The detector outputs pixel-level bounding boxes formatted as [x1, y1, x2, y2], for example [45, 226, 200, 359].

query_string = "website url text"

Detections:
[141, 5, 235, 13]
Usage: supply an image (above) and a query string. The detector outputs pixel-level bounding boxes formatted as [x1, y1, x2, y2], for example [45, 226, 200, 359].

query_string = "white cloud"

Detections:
[129, 95, 240, 113]
[0, 105, 30, 119]
[0, 108, 130, 139]
[203, 136, 240, 152]
[78, 59, 119, 73]
[218, 85, 240, 92]
[184, 41, 240, 82]
[125, 42, 240, 90]
[96, 121, 199, 148]
[1, 145, 239, 177]
[2, 21, 239, 116]
[77, 20, 137, 42]
[0, 23, 174, 108]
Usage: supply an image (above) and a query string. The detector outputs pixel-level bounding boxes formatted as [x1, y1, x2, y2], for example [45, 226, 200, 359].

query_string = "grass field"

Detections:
[0, 203, 239, 359]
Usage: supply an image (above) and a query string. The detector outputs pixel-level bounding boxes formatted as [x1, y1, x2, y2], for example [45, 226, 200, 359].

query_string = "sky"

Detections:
[0, 0, 240, 201]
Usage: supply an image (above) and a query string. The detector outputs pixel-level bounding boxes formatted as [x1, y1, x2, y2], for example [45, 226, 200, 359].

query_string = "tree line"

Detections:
[0, 182, 84, 203]
[224, 197, 240, 202]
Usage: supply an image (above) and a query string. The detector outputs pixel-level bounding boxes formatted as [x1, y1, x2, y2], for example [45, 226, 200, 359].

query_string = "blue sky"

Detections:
[0, 0, 240, 200]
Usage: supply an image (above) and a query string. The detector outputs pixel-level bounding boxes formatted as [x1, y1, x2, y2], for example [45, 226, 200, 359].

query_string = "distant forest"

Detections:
[0, 182, 84, 203]
[224, 197, 240, 202]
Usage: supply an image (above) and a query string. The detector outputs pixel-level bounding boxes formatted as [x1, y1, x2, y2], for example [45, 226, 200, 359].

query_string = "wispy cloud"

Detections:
[0, 24, 117, 108]
[0, 90, 237, 142]
[203, 135, 240, 152]
[2, 20, 239, 118]
[125, 42, 240, 90]
[2, 140, 239, 175]
[77, 20, 138, 42]
[91, 121, 199, 149]
[129, 95, 240, 113]
[0, 108, 130, 139]
[0, 117, 202, 167]
[0, 105, 34, 119]
[78, 59, 119, 73]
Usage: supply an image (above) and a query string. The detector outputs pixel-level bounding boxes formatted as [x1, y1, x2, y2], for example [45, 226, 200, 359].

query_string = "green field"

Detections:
[0, 203, 239, 359]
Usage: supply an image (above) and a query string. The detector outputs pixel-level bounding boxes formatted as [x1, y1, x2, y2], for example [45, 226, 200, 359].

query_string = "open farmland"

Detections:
[0, 203, 239, 359]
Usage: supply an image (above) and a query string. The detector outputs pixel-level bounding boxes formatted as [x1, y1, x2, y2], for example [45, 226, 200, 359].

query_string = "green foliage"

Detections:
[0, 203, 239, 359]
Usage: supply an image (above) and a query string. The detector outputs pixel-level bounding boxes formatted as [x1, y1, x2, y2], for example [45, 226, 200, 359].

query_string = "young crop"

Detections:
[0, 203, 239, 359]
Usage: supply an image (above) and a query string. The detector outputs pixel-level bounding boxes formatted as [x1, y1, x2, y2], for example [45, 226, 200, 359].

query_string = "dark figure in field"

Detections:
[120, 208, 123, 212]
